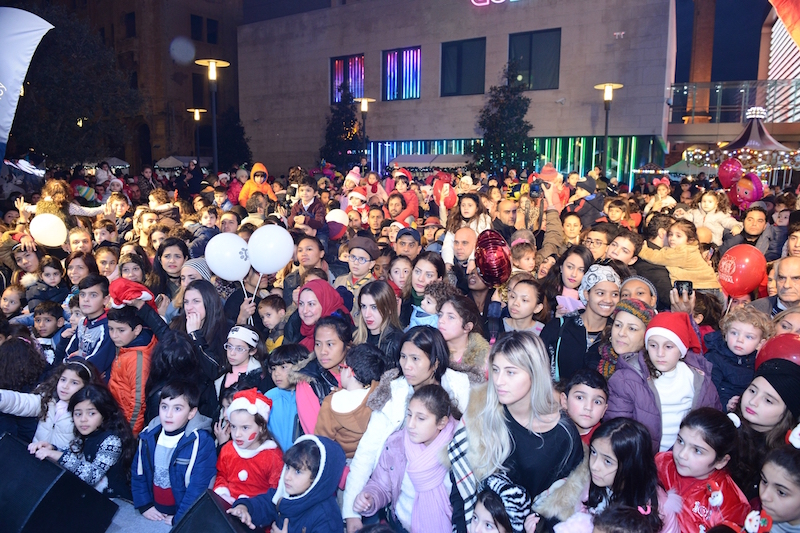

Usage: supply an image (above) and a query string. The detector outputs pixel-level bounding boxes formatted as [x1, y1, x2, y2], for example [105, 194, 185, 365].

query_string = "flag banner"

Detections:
[771, 0, 800, 50]
[0, 8, 53, 160]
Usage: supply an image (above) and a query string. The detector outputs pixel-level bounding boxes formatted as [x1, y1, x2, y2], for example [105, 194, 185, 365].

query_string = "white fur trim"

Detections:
[227, 396, 271, 421]
[238, 470, 248, 481]
[645, 326, 688, 356]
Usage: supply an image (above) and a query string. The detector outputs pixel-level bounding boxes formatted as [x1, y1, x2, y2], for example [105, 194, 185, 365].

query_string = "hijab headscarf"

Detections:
[297, 279, 350, 351]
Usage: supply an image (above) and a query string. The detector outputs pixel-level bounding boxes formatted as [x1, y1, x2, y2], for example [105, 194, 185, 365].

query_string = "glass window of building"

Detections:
[191, 14, 203, 41]
[383, 46, 421, 101]
[331, 54, 365, 103]
[207, 19, 219, 45]
[509, 29, 561, 91]
[441, 38, 486, 97]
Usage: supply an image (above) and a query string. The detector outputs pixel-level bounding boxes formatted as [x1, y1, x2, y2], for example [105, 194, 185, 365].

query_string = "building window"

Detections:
[207, 19, 218, 44]
[441, 38, 486, 97]
[383, 46, 421, 101]
[509, 29, 561, 91]
[124, 12, 136, 38]
[192, 73, 205, 108]
[331, 54, 364, 103]
[191, 15, 203, 41]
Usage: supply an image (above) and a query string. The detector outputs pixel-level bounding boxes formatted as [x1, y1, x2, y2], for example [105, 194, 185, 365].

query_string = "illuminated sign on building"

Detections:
[471, 0, 521, 6]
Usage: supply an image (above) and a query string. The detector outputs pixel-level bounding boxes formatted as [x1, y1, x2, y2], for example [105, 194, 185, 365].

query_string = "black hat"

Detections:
[756, 359, 800, 419]
[577, 176, 596, 195]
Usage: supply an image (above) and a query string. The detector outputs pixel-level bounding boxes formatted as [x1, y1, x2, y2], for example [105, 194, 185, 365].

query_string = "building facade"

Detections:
[238, 0, 676, 181]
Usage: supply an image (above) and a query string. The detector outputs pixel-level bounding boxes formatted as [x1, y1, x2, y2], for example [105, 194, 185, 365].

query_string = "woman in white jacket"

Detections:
[0, 359, 95, 451]
[440, 192, 493, 267]
[342, 326, 483, 533]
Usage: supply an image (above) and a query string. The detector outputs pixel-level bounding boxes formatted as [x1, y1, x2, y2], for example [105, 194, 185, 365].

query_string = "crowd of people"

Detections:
[0, 158, 799, 533]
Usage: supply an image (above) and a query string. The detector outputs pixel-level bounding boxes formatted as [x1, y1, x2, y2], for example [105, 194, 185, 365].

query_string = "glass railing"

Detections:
[669, 80, 800, 124]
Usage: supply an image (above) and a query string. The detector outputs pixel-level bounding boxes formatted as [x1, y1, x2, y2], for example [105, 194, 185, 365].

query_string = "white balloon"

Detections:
[29, 214, 67, 247]
[326, 209, 349, 226]
[248, 225, 294, 275]
[205, 233, 251, 282]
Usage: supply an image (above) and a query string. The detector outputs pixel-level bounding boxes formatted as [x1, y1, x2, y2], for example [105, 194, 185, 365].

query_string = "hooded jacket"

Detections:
[704, 330, 758, 407]
[235, 435, 346, 533]
[131, 414, 216, 523]
[108, 329, 157, 436]
[238, 163, 277, 207]
[605, 350, 722, 454]
[25, 281, 70, 313]
[718, 224, 787, 262]
[0, 392, 74, 450]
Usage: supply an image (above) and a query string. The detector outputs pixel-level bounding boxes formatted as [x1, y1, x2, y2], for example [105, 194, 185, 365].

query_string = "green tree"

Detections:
[319, 83, 362, 171]
[6, 2, 141, 165]
[217, 106, 252, 170]
[473, 63, 535, 173]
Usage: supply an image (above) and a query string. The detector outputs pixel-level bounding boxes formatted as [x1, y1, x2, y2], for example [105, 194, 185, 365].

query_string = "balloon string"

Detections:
[239, 279, 249, 300]
[251, 274, 263, 304]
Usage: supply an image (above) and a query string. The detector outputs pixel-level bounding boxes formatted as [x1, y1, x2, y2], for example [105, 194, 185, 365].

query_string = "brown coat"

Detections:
[314, 381, 378, 458]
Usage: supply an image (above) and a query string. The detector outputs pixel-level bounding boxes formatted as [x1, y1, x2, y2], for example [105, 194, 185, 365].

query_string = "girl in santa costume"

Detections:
[656, 408, 750, 532]
[345, 186, 369, 226]
[213, 388, 283, 504]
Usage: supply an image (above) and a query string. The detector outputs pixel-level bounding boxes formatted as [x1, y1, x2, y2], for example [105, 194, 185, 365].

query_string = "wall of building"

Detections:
[238, 0, 676, 172]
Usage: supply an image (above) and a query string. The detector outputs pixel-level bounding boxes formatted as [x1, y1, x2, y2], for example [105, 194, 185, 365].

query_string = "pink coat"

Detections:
[358, 430, 408, 517]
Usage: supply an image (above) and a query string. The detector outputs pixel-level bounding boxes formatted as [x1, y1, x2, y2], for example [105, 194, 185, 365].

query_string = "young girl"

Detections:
[353, 384, 458, 533]
[0, 358, 96, 450]
[1, 284, 25, 318]
[606, 311, 721, 454]
[597, 299, 656, 379]
[644, 178, 677, 215]
[214, 325, 266, 401]
[682, 190, 742, 246]
[637, 219, 721, 296]
[95, 247, 119, 280]
[511, 240, 537, 275]
[471, 476, 533, 533]
[265, 344, 307, 452]
[656, 408, 750, 532]
[118, 253, 156, 291]
[213, 388, 283, 504]
[29, 384, 135, 499]
[353, 280, 404, 368]
[759, 444, 800, 532]
[502, 278, 549, 337]
[440, 193, 493, 268]
[26, 255, 69, 312]
[11, 245, 42, 286]
[605, 198, 634, 230]
[540, 245, 595, 318]
[438, 295, 490, 374]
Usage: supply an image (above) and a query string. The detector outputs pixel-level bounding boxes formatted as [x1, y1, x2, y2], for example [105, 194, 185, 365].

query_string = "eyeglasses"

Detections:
[224, 343, 250, 354]
[349, 255, 371, 265]
[583, 238, 608, 248]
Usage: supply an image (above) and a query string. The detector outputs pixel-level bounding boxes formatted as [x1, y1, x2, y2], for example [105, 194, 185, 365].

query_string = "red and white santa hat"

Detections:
[392, 168, 412, 181]
[644, 312, 701, 357]
[227, 388, 272, 420]
[348, 186, 367, 202]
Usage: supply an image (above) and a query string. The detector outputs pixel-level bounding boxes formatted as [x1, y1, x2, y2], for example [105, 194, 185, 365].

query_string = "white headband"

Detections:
[227, 326, 259, 348]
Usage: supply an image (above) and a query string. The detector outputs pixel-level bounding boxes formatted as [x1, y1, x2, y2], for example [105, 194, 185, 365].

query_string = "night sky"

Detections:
[675, 0, 773, 83]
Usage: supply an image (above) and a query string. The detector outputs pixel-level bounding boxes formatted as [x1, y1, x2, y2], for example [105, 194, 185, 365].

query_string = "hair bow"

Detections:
[652, 177, 670, 187]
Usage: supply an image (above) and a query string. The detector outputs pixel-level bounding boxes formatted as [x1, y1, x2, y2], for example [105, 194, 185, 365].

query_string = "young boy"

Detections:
[559, 367, 609, 445]
[407, 279, 459, 330]
[288, 176, 328, 245]
[93, 219, 119, 248]
[64, 274, 116, 380]
[25, 255, 69, 313]
[265, 344, 307, 451]
[109, 191, 133, 236]
[315, 344, 384, 458]
[55, 295, 83, 362]
[132, 380, 216, 526]
[258, 294, 287, 353]
[334, 237, 378, 311]
[107, 305, 158, 436]
[33, 300, 65, 366]
[228, 435, 346, 533]
[213, 186, 233, 212]
[705, 305, 774, 407]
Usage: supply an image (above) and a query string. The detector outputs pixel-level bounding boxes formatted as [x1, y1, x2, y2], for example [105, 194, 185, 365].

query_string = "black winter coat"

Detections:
[704, 330, 757, 407]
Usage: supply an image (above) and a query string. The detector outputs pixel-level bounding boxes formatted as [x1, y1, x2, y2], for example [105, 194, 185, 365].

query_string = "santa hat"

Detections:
[392, 168, 412, 181]
[227, 388, 272, 420]
[348, 186, 367, 202]
[645, 312, 701, 357]
[108, 178, 124, 191]
[345, 167, 362, 186]
[109, 278, 157, 313]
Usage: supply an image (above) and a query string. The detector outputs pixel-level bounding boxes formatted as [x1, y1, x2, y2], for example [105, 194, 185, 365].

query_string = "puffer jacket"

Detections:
[704, 330, 757, 407]
[0, 392, 73, 450]
[681, 208, 742, 246]
[638, 243, 721, 289]
[238, 163, 277, 206]
[606, 350, 722, 454]
[108, 330, 157, 436]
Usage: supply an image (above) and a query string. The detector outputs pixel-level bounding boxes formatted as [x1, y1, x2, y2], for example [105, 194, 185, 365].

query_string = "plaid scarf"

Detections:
[448, 422, 477, 531]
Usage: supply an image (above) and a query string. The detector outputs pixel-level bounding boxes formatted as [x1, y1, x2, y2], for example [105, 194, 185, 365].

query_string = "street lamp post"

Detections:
[195, 59, 230, 174]
[186, 108, 207, 160]
[354, 97, 375, 164]
[594, 83, 623, 177]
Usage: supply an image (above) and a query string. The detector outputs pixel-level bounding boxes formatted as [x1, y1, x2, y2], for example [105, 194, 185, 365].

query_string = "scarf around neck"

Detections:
[411, 287, 424, 307]
[298, 279, 350, 351]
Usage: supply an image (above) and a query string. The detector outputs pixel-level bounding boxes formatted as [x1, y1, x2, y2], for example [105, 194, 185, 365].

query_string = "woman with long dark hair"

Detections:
[151, 237, 189, 299]
[400, 251, 446, 328]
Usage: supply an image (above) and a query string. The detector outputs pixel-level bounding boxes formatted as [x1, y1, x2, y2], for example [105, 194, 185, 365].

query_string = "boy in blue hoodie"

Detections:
[131, 380, 216, 526]
[64, 274, 116, 380]
[228, 435, 346, 533]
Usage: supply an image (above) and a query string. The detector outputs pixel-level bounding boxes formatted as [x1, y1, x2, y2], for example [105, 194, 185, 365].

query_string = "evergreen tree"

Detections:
[217, 106, 252, 170]
[319, 83, 362, 171]
[473, 63, 535, 174]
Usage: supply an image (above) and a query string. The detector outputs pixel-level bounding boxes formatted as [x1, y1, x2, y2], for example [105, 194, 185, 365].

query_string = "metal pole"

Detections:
[195, 124, 200, 159]
[604, 100, 610, 176]
[210, 79, 219, 175]
[362, 111, 368, 160]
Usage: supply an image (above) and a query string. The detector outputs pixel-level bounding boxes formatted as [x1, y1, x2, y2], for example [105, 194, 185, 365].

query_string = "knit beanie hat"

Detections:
[481, 474, 532, 533]
[578, 264, 621, 305]
[614, 298, 657, 326]
[645, 311, 701, 356]
[621, 275, 658, 302]
[183, 257, 212, 281]
[227, 388, 272, 420]
[755, 359, 800, 419]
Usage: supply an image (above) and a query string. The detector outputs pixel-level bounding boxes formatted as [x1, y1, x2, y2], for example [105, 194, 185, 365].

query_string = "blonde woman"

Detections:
[352, 281, 404, 368]
[449, 332, 588, 532]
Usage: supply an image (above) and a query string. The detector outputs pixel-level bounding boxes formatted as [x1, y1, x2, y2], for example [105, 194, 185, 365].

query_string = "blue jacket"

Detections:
[704, 330, 757, 407]
[131, 414, 216, 523]
[65, 312, 116, 381]
[235, 435, 346, 533]
[188, 224, 220, 259]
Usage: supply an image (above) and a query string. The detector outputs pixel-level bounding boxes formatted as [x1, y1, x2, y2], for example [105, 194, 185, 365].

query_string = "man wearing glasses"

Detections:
[582, 223, 618, 261]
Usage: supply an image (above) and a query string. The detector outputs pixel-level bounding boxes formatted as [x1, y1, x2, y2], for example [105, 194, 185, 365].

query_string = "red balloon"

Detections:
[717, 244, 767, 297]
[756, 333, 800, 370]
[718, 158, 744, 188]
[475, 230, 512, 287]
[433, 177, 457, 210]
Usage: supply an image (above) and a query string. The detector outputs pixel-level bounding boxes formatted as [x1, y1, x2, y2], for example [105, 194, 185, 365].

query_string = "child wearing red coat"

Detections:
[213, 389, 283, 503]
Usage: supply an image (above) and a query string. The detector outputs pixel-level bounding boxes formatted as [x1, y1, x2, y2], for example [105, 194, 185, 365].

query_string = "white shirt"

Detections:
[654, 361, 695, 451]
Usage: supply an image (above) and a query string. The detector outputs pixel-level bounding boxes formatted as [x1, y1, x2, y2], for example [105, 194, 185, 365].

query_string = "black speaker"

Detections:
[0, 433, 119, 533]
[171, 489, 256, 533]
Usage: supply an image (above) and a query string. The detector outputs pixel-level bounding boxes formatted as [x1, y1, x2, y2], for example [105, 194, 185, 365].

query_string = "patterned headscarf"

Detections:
[578, 264, 621, 305]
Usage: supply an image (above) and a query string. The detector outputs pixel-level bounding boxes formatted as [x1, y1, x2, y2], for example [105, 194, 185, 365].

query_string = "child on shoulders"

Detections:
[407, 279, 458, 330]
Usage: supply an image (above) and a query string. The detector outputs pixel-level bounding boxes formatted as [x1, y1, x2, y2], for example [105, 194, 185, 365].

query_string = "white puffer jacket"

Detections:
[0, 391, 74, 450]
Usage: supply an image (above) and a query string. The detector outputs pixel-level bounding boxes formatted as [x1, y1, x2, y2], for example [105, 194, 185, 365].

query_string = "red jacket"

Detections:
[213, 440, 283, 501]
[108, 332, 157, 436]
[656, 452, 750, 532]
